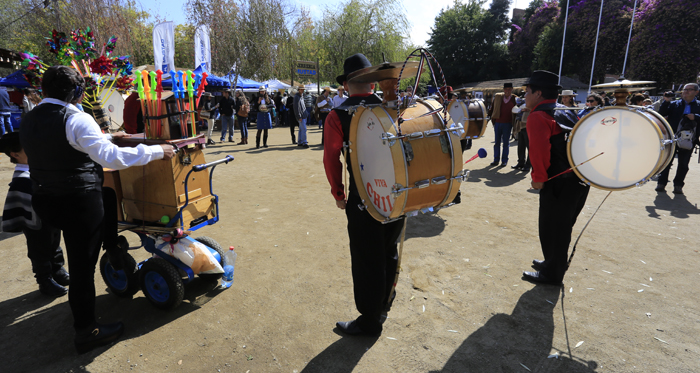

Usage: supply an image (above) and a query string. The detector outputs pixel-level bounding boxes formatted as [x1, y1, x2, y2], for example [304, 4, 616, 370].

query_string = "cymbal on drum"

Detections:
[347, 61, 420, 84]
[591, 79, 656, 93]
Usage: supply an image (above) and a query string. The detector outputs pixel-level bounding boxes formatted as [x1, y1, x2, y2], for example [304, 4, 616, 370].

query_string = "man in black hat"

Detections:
[487, 82, 518, 166]
[522, 70, 589, 286]
[323, 53, 405, 336]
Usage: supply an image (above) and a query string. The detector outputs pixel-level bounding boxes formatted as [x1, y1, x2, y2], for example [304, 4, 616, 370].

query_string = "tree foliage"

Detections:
[628, 0, 700, 87]
[427, 0, 512, 86]
[509, 0, 559, 77]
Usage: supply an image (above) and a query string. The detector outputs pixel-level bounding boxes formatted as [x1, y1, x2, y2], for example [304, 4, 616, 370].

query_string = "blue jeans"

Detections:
[0, 113, 12, 135]
[493, 122, 512, 164]
[298, 118, 308, 145]
[238, 116, 248, 138]
[220, 115, 234, 140]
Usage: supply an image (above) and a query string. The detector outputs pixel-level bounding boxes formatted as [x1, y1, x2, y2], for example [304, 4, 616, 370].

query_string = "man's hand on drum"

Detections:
[336, 199, 347, 210]
[160, 144, 177, 160]
[531, 181, 544, 190]
[686, 113, 695, 121]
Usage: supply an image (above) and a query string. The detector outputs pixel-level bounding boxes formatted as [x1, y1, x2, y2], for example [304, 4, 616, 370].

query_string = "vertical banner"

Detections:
[153, 21, 175, 74]
[194, 25, 211, 71]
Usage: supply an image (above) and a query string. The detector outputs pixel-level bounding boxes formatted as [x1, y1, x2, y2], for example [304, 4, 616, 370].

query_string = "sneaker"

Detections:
[74, 322, 124, 354]
[301, 144, 310, 148]
[673, 186, 683, 195]
[500, 162, 507, 167]
[53, 267, 70, 286]
[655, 183, 666, 192]
[207, 139, 216, 145]
[39, 278, 68, 297]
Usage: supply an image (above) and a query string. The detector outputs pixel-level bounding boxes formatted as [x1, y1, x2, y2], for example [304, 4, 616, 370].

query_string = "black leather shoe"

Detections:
[673, 186, 683, 195]
[263, 144, 269, 148]
[53, 268, 70, 286]
[336, 320, 379, 336]
[522, 271, 562, 286]
[655, 183, 666, 192]
[75, 322, 124, 354]
[511, 164, 522, 170]
[531, 259, 545, 271]
[489, 161, 499, 166]
[39, 278, 68, 297]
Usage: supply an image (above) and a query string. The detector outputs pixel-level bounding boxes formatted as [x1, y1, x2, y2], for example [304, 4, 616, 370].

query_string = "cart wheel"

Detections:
[139, 258, 184, 310]
[100, 251, 139, 297]
[194, 236, 226, 282]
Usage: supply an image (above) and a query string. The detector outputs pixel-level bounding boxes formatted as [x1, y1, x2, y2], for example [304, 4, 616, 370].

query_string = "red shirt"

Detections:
[322, 93, 374, 201]
[526, 99, 561, 183]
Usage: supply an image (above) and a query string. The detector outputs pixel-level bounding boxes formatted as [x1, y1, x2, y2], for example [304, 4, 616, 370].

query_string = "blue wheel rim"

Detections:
[144, 271, 170, 303]
[105, 262, 128, 292]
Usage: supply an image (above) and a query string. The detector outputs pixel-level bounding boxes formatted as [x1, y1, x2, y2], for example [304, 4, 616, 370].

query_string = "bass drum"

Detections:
[568, 106, 675, 191]
[349, 99, 463, 222]
[446, 99, 489, 139]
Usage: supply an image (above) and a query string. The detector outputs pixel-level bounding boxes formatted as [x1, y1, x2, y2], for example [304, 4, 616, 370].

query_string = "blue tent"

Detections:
[223, 74, 265, 90]
[0, 70, 30, 88]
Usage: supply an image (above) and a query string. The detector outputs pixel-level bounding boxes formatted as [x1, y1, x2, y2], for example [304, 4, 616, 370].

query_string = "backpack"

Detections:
[676, 117, 697, 150]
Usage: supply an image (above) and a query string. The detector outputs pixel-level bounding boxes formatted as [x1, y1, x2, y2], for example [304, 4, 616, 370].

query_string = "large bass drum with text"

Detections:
[567, 106, 675, 191]
[349, 99, 464, 222]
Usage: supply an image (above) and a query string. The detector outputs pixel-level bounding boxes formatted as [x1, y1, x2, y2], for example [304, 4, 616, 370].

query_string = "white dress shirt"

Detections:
[332, 94, 347, 107]
[40, 98, 164, 170]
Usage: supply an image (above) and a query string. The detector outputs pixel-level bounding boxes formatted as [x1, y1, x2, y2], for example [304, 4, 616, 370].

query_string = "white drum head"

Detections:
[99, 90, 125, 131]
[447, 100, 467, 127]
[570, 108, 662, 189]
[355, 108, 397, 218]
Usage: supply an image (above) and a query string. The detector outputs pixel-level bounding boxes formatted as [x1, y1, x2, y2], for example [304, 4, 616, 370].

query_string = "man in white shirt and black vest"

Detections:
[20, 66, 176, 354]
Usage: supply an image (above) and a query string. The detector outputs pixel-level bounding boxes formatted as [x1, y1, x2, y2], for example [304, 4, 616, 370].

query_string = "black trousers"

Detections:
[538, 177, 589, 282]
[345, 193, 404, 333]
[516, 128, 530, 168]
[320, 112, 329, 145]
[658, 148, 693, 188]
[23, 223, 63, 282]
[288, 113, 297, 143]
[33, 189, 104, 329]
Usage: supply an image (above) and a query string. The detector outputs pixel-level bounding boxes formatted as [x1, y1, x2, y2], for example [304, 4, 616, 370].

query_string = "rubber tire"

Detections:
[99, 251, 139, 297]
[139, 258, 185, 310]
[195, 236, 226, 282]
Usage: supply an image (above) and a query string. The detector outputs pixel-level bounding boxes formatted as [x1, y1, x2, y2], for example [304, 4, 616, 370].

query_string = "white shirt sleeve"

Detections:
[64, 110, 164, 170]
[317, 99, 327, 107]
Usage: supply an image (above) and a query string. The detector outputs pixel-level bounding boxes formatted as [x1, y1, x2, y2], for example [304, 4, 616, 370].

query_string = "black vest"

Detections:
[333, 94, 383, 197]
[533, 103, 578, 179]
[20, 103, 102, 195]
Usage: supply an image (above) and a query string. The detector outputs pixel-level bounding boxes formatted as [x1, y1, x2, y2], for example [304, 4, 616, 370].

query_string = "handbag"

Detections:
[238, 103, 250, 117]
[259, 104, 268, 112]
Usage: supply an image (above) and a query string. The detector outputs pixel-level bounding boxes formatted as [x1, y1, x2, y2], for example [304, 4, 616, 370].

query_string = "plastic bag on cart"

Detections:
[156, 236, 224, 275]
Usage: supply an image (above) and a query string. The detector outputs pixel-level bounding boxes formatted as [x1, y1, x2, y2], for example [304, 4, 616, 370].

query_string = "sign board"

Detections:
[295, 61, 317, 77]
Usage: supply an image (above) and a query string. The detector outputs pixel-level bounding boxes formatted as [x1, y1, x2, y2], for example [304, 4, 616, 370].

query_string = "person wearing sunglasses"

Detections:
[578, 93, 604, 118]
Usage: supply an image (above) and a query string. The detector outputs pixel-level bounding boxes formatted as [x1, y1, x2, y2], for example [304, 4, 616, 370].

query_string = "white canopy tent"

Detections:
[262, 79, 291, 91]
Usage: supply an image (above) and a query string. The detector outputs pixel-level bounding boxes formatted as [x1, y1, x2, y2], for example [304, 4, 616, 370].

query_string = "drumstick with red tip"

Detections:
[547, 152, 605, 181]
[464, 148, 488, 164]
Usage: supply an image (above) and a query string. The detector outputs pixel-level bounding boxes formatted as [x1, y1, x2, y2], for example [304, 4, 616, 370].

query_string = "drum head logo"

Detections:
[601, 116, 617, 126]
[367, 118, 375, 131]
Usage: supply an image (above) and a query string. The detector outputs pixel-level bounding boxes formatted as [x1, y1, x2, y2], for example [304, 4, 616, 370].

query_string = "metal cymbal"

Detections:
[591, 79, 656, 92]
[347, 61, 420, 83]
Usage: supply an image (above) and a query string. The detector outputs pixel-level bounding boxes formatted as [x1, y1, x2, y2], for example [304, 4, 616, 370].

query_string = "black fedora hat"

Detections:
[503, 82, 513, 89]
[524, 70, 562, 89]
[336, 53, 372, 85]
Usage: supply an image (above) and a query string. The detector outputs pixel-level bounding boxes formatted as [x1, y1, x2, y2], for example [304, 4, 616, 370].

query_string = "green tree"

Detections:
[427, 0, 511, 86]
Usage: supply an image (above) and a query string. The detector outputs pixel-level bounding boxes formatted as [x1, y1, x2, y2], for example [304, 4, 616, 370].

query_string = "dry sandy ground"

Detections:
[1, 123, 699, 373]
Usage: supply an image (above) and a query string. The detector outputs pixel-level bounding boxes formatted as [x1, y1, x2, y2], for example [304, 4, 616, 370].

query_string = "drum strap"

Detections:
[567, 191, 612, 269]
[342, 143, 349, 200]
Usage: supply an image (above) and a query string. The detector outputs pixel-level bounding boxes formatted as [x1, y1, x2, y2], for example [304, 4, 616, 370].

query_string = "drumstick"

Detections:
[547, 152, 604, 181]
[464, 148, 487, 164]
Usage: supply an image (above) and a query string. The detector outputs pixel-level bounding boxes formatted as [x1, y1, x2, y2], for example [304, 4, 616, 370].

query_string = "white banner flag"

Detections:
[194, 25, 211, 71]
[153, 22, 175, 74]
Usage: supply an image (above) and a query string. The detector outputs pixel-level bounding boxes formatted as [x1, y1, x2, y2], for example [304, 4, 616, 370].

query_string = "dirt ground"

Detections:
[1, 122, 699, 373]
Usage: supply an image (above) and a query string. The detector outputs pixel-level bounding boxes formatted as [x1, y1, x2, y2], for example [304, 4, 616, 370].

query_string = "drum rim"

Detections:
[421, 99, 461, 208]
[567, 106, 674, 191]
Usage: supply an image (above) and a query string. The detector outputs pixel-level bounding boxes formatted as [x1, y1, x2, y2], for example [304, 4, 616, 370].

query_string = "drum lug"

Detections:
[449, 123, 465, 137]
[420, 207, 434, 214]
[431, 176, 448, 185]
[382, 132, 397, 147]
[403, 142, 414, 162]
[408, 132, 424, 140]
[357, 200, 367, 211]
[424, 129, 442, 137]
[453, 170, 470, 182]
[415, 179, 430, 189]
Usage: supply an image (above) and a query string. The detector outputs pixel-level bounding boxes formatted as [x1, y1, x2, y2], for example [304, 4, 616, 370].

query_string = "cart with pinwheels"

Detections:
[99, 135, 233, 310]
